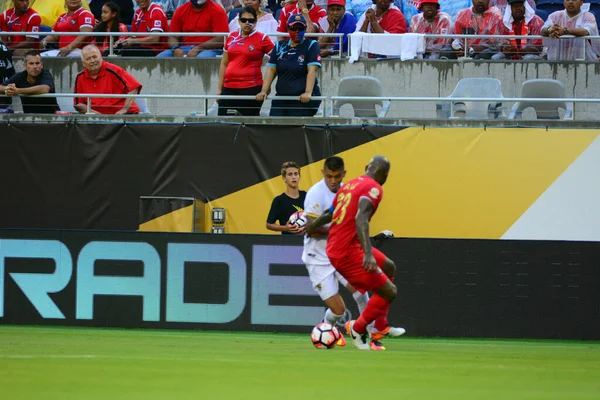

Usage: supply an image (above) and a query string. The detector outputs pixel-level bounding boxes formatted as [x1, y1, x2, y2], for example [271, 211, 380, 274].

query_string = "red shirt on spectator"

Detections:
[454, 6, 503, 47]
[277, 3, 327, 32]
[0, 7, 41, 47]
[74, 61, 142, 115]
[223, 30, 274, 89]
[499, 15, 544, 50]
[96, 23, 128, 54]
[170, 1, 229, 46]
[355, 5, 406, 34]
[53, 7, 95, 49]
[131, 3, 169, 53]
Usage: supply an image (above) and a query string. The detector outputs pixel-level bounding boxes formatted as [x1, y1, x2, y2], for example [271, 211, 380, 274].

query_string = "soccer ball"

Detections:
[288, 211, 308, 229]
[311, 322, 342, 349]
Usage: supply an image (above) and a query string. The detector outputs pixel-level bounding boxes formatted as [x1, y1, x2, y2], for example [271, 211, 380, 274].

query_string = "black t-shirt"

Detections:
[266, 191, 307, 235]
[6, 70, 59, 114]
[0, 42, 15, 110]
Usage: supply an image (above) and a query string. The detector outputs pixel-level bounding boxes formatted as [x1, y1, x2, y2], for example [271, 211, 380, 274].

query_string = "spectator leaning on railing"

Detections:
[158, 0, 229, 57]
[73, 44, 142, 114]
[409, 0, 451, 60]
[217, 6, 274, 116]
[0, 0, 42, 56]
[41, 0, 95, 57]
[496, 0, 543, 60]
[93, 1, 128, 55]
[256, 14, 322, 117]
[0, 50, 59, 113]
[541, 0, 599, 61]
[317, 0, 356, 58]
[440, 0, 504, 60]
[117, 0, 168, 57]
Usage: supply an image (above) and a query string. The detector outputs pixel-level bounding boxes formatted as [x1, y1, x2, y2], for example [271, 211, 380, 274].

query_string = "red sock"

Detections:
[374, 277, 393, 332]
[354, 294, 391, 334]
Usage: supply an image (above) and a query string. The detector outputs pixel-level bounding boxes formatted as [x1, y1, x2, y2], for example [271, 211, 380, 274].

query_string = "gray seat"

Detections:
[508, 79, 573, 120]
[332, 76, 390, 118]
[436, 78, 505, 119]
[135, 98, 151, 114]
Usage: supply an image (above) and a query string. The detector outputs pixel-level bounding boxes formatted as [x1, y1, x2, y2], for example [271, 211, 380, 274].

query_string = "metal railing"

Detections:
[18, 92, 598, 119]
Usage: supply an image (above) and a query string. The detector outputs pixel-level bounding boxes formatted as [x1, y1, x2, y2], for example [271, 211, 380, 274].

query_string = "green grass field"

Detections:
[1, 326, 599, 400]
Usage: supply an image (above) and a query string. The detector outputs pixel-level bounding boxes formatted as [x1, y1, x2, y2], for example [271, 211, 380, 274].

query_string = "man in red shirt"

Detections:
[307, 156, 405, 351]
[440, 0, 504, 59]
[118, 0, 169, 57]
[0, 0, 41, 56]
[73, 44, 142, 115]
[355, 0, 406, 34]
[158, 0, 229, 57]
[497, 0, 543, 60]
[277, 0, 326, 33]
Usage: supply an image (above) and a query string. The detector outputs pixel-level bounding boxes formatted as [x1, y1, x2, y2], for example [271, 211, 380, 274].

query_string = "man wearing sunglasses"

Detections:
[277, 0, 326, 33]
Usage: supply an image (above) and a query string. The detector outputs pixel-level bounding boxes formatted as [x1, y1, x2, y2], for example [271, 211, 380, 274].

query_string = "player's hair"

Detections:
[239, 6, 257, 19]
[281, 161, 300, 177]
[24, 50, 41, 60]
[323, 156, 344, 172]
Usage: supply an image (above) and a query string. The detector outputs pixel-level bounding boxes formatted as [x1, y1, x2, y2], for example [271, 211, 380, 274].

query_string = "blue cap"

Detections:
[287, 13, 307, 27]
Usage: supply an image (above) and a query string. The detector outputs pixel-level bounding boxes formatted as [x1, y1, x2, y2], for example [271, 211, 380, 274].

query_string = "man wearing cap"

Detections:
[277, 0, 326, 33]
[318, 0, 356, 57]
[496, 0, 543, 60]
[257, 14, 322, 116]
[409, 0, 451, 59]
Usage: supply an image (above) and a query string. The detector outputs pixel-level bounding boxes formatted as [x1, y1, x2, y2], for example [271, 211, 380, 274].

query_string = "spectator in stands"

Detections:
[541, 0, 599, 61]
[440, 0, 504, 59]
[90, 0, 134, 24]
[256, 14, 322, 117]
[0, 0, 41, 56]
[356, 0, 406, 34]
[73, 44, 142, 114]
[277, 0, 326, 34]
[93, 1, 128, 55]
[222, 0, 243, 14]
[118, 0, 168, 57]
[158, 0, 229, 57]
[229, 0, 277, 36]
[496, 0, 543, 60]
[29, 0, 91, 27]
[218, 6, 274, 115]
[0, 40, 15, 112]
[41, 0, 95, 57]
[318, 0, 356, 58]
[266, 160, 307, 234]
[409, 0, 451, 59]
[489, 0, 536, 19]
[0, 50, 59, 113]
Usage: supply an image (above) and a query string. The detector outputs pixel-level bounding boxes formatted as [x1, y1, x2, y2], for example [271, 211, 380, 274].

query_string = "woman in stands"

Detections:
[217, 6, 275, 116]
[41, 0, 95, 57]
[228, 0, 277, 38]
[93, 2, 128, 56]
[256, 14, 322, 117]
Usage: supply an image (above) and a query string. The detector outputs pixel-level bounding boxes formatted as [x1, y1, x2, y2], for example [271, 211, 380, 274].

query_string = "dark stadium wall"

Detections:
[0, 230, 598, 340]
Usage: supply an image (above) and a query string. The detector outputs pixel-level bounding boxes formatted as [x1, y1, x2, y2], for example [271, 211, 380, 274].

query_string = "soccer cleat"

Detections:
[370, 325, 406, 341]
[336, 334, 346, 347]
[344, 320, 370, 350]
[369, 340, 386, 351]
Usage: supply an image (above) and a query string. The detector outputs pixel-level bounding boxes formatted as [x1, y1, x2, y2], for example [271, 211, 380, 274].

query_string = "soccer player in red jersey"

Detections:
[307, 155, 405, 350]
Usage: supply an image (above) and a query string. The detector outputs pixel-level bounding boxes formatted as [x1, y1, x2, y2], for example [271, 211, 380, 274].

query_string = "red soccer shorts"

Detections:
[328, 247, 389, 294]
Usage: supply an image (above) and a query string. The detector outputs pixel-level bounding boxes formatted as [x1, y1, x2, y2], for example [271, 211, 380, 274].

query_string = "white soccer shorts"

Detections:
[305, 263, 349, 301]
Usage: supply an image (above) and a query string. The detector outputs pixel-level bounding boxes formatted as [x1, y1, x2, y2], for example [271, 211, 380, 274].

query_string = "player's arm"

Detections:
[356, 198, 377, 272]
[305, 206, 332, 236]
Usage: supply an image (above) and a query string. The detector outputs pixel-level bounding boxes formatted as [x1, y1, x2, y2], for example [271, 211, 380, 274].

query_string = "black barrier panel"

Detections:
[1, 230, 598, 339]
[0, 123, 401, 230]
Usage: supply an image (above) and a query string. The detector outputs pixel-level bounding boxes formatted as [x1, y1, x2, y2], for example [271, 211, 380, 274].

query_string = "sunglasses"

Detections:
[240, 17, 256, 23]
[288, 25, 306, 31]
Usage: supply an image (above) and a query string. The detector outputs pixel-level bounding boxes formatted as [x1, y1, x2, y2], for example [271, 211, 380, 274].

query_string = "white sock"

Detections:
[323, 308, 344, 325]
[353, 291, 369, 314]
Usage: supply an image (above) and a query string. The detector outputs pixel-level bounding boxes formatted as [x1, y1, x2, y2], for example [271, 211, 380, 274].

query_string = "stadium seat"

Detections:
[436, 78, 505, 119]
[135, 98, 151, 114]
[535, 0, 564, 16]
[535, 8, 549, 22]
[332, 76, 391, 118]
[229, 7, 242, 22]
[508, 79, 573, 120]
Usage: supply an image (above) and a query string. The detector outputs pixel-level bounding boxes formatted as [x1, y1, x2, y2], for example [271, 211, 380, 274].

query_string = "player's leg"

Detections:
[371, 254, 405, 340]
